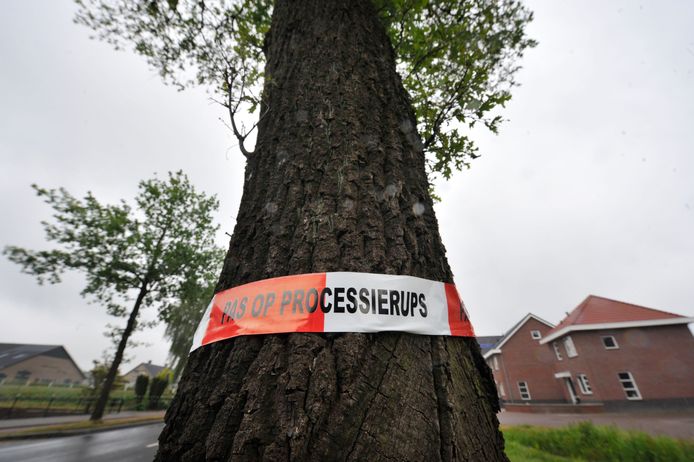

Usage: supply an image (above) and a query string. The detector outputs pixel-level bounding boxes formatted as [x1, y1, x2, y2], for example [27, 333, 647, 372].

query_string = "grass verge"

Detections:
[0, 415, 163, 440]
[505, 440, 584, 461]
[504, 422, 694, 462]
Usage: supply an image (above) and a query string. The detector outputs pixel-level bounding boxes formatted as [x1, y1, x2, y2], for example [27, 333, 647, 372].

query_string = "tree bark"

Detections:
[157, 0, 506, 460]
[90, 279, 148, 421]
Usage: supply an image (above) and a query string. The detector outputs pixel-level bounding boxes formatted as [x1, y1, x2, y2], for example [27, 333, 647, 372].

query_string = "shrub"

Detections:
[134, 375, 149, 408]
[147, 370, 171, 410]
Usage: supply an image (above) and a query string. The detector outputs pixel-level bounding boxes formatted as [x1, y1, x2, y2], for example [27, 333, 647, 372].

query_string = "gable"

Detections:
[483, 313, 554, 358]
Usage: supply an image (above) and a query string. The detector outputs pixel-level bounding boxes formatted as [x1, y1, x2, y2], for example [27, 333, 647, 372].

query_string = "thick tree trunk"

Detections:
[91, 280, 148, 421]
[157, 0, 506, 460]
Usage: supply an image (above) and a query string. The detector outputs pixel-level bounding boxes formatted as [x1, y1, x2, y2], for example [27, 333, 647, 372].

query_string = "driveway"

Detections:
[498, 410, 694, 440]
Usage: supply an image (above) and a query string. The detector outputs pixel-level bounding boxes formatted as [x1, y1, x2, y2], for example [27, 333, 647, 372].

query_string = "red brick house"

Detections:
[541, 295, 694, 410]
[484, 296, 694, 412]
[483, 314, 565, 404]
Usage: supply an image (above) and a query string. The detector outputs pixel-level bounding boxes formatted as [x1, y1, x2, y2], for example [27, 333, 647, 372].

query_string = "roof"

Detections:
[541, 295, 694, 344]
[126, 362, 166, 377]
[483, 313, 554, 359]
[476, 336, 503, 355]
[0, 343, 86, 379]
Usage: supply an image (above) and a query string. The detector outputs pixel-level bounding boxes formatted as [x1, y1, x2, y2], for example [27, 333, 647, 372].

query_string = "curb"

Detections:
[0, 419, 164, 441]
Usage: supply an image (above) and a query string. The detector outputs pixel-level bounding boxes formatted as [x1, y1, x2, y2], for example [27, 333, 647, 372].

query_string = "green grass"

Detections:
[504, 422, 694, 462]
[0, 384, 173, 411]
[0, 384, 86, 399]
[505, 440, 584, 462]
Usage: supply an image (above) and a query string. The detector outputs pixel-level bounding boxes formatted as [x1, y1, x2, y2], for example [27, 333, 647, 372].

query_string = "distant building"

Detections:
[0, 343, 85, 386]
[123, 360, 167, 386]
[484, 296, 694, 412]
[476, 335, 503, 355]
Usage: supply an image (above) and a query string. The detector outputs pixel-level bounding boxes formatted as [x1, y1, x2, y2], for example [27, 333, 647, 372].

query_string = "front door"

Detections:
[564, 377, 579, 404]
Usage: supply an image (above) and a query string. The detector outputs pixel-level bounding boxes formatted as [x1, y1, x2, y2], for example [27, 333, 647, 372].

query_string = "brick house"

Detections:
[123, 360, 167, 387]
[540, 295, 694, 410]
[0, 343, 86, 386]
[483, 314, 564, 404]
[484, 296, 694, 412]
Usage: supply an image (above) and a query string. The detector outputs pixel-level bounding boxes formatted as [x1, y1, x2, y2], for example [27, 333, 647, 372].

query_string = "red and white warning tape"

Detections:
[190, 272, 474, 351]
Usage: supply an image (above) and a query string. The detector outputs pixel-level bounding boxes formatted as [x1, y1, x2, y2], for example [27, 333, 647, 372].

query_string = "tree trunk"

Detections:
[90, 279, 148, 421]
[157, 0, 506, 460]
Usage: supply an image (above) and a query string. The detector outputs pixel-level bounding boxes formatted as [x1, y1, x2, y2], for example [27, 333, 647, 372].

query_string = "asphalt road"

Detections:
[0, 423, 163, 462]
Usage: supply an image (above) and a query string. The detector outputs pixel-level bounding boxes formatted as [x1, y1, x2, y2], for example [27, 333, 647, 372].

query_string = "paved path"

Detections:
[0, 411, 165, 432]
[498, 410, 694, 440]
[0, 423, 163, 461]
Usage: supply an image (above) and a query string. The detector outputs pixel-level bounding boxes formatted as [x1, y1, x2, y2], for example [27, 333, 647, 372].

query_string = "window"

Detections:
[493, 356, 499, 371]
[602, 336, 619, 349]
[553, 341, 563, 360]
[15, 370, 31, 380]
[499, 382, 506, 397]
[577, 374, 593, 395]
[517, 381, 531, 400]
[563, 336, 578, 358]
[530, 330, 541, 339]
[618, 372, 642, 400]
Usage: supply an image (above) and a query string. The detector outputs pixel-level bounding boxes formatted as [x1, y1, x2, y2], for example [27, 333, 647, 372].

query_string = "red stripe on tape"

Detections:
[445, 283, 475, 337]
[202, 273, 326, 346]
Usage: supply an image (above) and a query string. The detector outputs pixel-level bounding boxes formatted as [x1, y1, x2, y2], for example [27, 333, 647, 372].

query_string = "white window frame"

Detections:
[577, 374, 593, 395]
[563, 336, 578, 358]
[493, 356, 499, 371]
[530, 330, 541, 339]
[602, 335, 619, 350]
[517, 381, 531, 400]
[553, 341, 563, 360]
[499, 382, 505, 397]
[617, 372, 642, 400]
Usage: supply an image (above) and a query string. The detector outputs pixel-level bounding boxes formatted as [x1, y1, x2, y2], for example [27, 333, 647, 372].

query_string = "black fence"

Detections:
[0, 394, 171, 419]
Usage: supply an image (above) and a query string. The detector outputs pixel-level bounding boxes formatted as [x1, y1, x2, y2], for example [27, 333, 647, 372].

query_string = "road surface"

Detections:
[0, 423, 163, 462]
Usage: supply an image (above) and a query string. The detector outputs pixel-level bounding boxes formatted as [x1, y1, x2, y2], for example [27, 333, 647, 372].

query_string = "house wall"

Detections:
[123, 365, 152, 384]
[0, 355, 84, 384]
[552, 324, 694, 404]
[489, 318, 564, 403]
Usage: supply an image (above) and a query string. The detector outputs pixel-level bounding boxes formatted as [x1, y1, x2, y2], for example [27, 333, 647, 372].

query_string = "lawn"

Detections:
[0, 384, 173, 412]
[505, 440, 582, 461]
[504, 422, 694, 462]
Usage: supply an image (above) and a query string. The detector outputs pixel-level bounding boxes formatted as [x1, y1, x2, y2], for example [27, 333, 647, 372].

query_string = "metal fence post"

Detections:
[10, 394, 21, 417]
[44, 394, 55, 417]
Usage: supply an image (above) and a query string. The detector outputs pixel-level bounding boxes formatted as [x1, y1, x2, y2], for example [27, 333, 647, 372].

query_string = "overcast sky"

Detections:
[1, 0, 693, 372]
